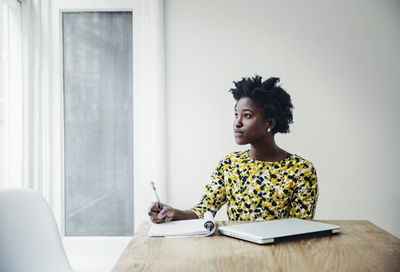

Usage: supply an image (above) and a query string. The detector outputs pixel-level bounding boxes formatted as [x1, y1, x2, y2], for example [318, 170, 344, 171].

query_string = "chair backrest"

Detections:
[0, 189, 73, 272]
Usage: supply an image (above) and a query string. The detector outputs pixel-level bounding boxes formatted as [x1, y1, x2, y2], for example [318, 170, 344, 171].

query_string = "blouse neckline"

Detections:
[243, 149, 294, 164]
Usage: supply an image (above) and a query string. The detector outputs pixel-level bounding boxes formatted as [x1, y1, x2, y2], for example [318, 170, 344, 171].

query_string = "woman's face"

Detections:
[233, 97, 270, 145]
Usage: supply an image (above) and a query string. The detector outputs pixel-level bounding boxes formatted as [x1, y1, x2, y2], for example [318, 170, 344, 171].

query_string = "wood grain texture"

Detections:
[113, 220, 400, 272]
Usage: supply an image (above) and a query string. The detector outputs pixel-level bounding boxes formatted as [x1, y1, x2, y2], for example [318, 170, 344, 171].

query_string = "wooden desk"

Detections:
[113, 220, 400, 272]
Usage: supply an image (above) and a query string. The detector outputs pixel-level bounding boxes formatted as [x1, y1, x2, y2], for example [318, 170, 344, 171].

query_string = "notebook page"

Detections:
[148, 211, 215, 237]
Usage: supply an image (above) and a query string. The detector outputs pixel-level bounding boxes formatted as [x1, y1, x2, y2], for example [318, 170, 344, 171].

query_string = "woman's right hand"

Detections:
[148, 202, 176, 223]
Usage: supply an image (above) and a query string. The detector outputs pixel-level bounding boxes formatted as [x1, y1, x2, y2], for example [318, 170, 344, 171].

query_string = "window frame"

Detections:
[51, 0, 166, 236]
[58, 7, 137, 237]
[61, 10, 135, 236]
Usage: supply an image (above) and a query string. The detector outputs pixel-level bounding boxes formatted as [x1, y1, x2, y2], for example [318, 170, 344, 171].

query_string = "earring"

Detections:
[267, 128, 271, 133]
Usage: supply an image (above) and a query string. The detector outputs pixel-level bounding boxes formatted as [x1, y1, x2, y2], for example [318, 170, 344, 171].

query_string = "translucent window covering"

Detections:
[63, 12, 133, 236]
[0, 5, 7, 188]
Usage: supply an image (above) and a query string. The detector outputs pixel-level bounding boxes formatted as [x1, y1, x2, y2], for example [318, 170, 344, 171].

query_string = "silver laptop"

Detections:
[218, 218, 340, 244]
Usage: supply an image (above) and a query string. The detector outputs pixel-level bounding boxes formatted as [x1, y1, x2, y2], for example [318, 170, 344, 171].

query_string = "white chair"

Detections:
[0, 188, 73, 272]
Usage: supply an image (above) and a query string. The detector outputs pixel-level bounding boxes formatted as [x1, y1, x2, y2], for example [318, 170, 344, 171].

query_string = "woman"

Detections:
[148, 76, 318, 223]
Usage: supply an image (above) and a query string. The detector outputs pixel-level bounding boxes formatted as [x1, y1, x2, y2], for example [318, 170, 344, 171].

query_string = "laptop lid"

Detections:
[218, 218, 341, 244]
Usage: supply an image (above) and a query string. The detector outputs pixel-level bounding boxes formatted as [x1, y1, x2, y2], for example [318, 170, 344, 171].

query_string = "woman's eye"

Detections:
[244, 114, 252, 118]
[234, 113, 239, 118]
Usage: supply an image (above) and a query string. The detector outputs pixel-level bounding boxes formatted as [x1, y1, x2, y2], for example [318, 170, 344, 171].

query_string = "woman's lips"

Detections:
[234, 129, 244, 136]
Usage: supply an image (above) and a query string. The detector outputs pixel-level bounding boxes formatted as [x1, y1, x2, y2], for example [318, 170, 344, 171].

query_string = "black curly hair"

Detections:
[229, 75, 294, 134]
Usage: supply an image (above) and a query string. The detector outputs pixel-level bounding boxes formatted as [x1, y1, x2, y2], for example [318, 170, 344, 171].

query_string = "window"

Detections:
[1, 0, 165, 237]
[62, 12, 134, 236]
[0, 0, 22, 189]
[0, 4, 6, 188]
[2, 0, 164, 268]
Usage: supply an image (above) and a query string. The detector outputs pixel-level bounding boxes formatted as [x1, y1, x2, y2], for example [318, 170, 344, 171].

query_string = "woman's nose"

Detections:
[234, 117, 243, 127]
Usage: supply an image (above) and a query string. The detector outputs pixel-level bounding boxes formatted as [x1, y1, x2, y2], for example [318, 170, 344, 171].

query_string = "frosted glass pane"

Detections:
[0, 6, 5, 188]
[63, 12, 133, 236]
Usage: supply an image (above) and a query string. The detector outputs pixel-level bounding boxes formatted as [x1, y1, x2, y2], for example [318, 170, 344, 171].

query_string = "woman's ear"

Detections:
[266, 118, 276, 132]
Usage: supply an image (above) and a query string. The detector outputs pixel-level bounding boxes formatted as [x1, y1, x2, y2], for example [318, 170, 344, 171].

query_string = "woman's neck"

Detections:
[248, 138, 287, 162]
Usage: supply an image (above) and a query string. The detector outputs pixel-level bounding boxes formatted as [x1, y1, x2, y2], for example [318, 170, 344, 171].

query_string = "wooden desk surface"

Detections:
[113, 220, 400, 272]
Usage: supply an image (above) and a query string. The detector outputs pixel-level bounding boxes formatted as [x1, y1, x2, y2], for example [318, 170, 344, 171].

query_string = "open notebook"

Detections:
[148, 212, 216, 238]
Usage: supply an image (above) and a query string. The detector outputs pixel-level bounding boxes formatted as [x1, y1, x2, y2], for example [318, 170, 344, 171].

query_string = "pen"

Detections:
[150, 181, 163, 210]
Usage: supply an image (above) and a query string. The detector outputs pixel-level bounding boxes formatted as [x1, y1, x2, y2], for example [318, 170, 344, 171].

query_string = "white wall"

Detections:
[164, 0, 400, 238]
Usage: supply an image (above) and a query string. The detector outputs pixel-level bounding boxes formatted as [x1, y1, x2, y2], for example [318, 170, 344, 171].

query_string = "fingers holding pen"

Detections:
[158, 205, 175, 223]
[148, 202, 175, 223]
[148, 202, 161, 223]
[149, 201, 162, 212]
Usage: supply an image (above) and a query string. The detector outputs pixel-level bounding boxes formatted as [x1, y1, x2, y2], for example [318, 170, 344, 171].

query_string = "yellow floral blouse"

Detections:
[191, 151, 318, 221]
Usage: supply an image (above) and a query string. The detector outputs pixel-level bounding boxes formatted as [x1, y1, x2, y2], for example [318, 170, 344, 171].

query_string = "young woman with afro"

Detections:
[148, 76, 318, 223]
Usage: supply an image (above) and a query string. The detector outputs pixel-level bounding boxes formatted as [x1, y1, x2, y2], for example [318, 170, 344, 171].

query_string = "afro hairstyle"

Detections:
[229, 75, 294, 134]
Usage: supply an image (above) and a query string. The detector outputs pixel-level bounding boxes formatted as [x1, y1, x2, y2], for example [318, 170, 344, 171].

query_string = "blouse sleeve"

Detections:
[289, 162, 319, 219]
[191, 158, 228, 218]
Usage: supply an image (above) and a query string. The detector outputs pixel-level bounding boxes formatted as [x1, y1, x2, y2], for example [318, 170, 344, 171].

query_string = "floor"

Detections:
[63, 237, 131, 272]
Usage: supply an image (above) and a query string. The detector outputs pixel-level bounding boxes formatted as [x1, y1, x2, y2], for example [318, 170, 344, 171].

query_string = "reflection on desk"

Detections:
[113, 220, 400, 272]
